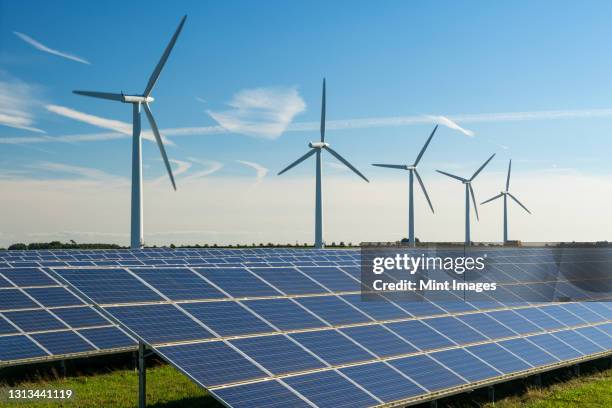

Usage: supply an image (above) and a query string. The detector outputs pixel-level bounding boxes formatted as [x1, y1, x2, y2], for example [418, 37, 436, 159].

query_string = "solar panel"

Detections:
[0, 247, 607, 408]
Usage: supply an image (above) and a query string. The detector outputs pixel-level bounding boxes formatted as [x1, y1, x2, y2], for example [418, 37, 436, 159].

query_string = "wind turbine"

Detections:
[437, 154, 495, 245]
[73, 16, 187, 249]
[278, 79, 369, 249]
[481, 159, 531, 244]
[372, 125, 438, 247]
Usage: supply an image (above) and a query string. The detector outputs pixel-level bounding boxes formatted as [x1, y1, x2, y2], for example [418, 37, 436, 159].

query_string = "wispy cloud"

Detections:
[29, 161, 123, 181]
[0, 75, 45, 133]
[426, 115, 475, 137]
[195, 97, 207, 104]
[236, 160, 268, 186]
[182, 158, 223, 181]
[152, 159, 192, 184]
[208, 87, 306, 139]
[45, 104, 173, 145]
[14, 31, 90, 65]
[6, 106, 612, 145]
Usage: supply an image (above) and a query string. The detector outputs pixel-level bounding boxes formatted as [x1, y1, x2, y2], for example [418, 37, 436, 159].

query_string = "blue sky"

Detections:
[1, 1, 611, 245]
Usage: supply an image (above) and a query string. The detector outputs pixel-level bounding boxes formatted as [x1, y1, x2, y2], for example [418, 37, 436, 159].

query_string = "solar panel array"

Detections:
[45, 247, 612, 408]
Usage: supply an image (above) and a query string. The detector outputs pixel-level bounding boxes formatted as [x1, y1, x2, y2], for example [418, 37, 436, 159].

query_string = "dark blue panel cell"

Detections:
[131, 268, 225, 300]
[466, 343, 532, 374]
[458, 313, 516, 340]
[25, 287, 84, 307]
[390, 354, 467, 391]
[290, 329, 373, 365]
[0, 289, 37, 311]
[297, 266, 360, 292]
[434, 301, 477, 313]
[598, 322, 612, 336]
[0, 268, 55, 286]
[231, 335, 325, 375]
[575, 326, 612, 349]
[4, 309, 67, 332]
[527, 333, 582, 360]
[106, 304, 213, 344]
[158, 341, 267, 387]
[183, 301, 273, 337]
[52, 307, 109, 328]
[539, 305, 585, 326]
[0, 316, 18, 335]
[486, 310, 542, 335]
[424, 316, 487, 344]
[430, 348, 500, 382]
[249, 267, 327, 295]
[284, 370, 379, 408]
[341, 325, 417, 357]
[552, 330, 603, 356]
[0, 275, 14, 288]
[498, 338, 558, 367]
[32, 331, 95, 354]
[583, 302, 612, 320]
[560, 303, 605, 323]
[194, 268, 280, 298]
[243, 298, 327, 331]
[0, 335, 48, 361]
[79, 327, 136, 349]
[515, 308, 565, 330]
[341, 294, 410, 321]
[214, 380, 311, 408]
[386, 297, 447, 317]
[386, 320, 455, 351]
[341, 362, 426, 402]
[295, 296, 372, 325]
[55, 268, 163, 304]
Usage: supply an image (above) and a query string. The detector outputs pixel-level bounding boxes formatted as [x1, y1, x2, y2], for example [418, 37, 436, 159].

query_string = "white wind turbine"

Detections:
[73, 16, 187, 249]
[481, 159, 531, 244]
[437, 153, 495, 245]
[372, 125, 438, 247]
[278, 79, 369, 249]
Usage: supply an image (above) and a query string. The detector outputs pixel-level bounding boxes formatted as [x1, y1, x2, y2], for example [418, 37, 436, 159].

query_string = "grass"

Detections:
[1, 363, 611, 407]
[480, 367, 612, 408]
[0, 364, 220, 408]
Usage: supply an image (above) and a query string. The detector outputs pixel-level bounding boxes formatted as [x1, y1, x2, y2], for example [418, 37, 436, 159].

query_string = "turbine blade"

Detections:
[508, 192, 531, 214]
[143, 15, 187, 96]
[414, 170, 434, 213]
[324, 146, 369, 182]
[278, 149, 316, 175]
[371, 164, 406, 170]
[469, 184, 479, 221]
[470, 153, 496, 181]
[481, 193, 503, 205]
[73, 90, 124, 102]
[320, 78, 326, 142]
[413, 125, 438, 166]
[506, 159, 512, 191]
[143, 103, 176, 190]
[436, 170, 466, 182]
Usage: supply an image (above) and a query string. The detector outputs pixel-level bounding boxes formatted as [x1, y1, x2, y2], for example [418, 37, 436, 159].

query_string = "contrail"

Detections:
[14, 32, 90, 65]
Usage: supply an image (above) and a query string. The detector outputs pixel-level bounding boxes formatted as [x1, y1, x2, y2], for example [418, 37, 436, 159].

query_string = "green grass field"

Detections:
[1, 363, 611, 407]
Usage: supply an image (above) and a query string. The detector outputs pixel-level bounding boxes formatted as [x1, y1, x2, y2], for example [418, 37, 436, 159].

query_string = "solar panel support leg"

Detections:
[488, 385, 495, 403]
[573, 364, 580, 376]
[60, 360, 67, 378]
[430, 400, 437, 408]
[534, 373, 542, 387]
[138, 342, 146, 408]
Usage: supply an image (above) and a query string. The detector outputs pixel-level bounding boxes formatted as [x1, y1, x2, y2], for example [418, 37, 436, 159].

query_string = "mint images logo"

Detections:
[371, 253, 486, 275]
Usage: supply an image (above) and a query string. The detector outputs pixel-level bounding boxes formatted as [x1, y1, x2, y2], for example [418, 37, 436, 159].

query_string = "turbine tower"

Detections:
[73, 16, 187, 249]
[437, 154, 495, 245]
[481, 159, 531, 244]
[278, 79, 369, 249]
[372, 125, 438, 247]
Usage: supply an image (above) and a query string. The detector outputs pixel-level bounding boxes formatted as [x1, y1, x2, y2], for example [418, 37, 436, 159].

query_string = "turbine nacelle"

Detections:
[122, 95, 155, 104]
[406, 165, 416, 170]
[309, 142, 330, 149]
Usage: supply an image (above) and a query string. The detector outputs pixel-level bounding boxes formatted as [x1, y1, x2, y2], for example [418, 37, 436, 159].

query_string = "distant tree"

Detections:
[170, 244, 176, 249]
[339, 241, 345, 247]
[8, 243, 27, 250]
